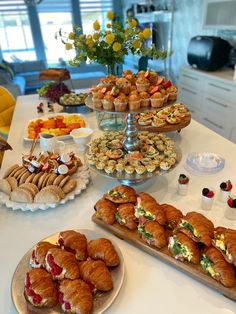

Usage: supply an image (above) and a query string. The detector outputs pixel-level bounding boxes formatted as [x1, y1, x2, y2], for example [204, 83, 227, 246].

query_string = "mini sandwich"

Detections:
[176, 211, 214, 246]
[94, 198, 117, 225]
[58, 230, 87, 261]
[30, 241, 57, 269]
[168, 232, 200, 264]
[116, 203, 137, 230]
[212, 227, 236, 266]
[161, 203, 183, 230]
[138, 220, 167, 249]
[104, 185, 137, 204]
[200, 246, 235, 288]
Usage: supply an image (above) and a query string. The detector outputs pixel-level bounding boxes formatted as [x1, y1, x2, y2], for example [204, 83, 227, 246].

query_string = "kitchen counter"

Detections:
[0, 94, 236, 314]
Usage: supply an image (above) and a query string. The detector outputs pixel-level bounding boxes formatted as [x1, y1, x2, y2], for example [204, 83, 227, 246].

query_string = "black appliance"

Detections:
[187, 36, 231, 71]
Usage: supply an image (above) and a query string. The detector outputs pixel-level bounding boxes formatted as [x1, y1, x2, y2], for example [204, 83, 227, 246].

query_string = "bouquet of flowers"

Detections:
[57, 11, 168, 71]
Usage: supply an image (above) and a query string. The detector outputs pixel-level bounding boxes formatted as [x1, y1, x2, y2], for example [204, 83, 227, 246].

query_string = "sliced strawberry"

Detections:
[163, 80, 172, 89]
[32, 294, 42, 305]
[150, 86, 159, 94]
[207, 191, 214, 198]
[32, 250, 36, 259]
[58, 292, 64, 304]
[226, 181, 233, 191]
[227, 198, 233, 207]
[64, 301, 71, 310]
[26, 287, 35, 297]
[47, 253, 54, 266]
[144, 69, 150, 78]
[25, 273, 31, 289]
[179, 179, 188, 184]
[157, 77, 164, 85]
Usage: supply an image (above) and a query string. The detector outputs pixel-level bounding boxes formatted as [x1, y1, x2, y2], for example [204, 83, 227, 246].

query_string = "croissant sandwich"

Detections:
[161, 203, 183, 230]
[168, 232, 200, 264]
[87, 238, 120, 267]
[135, 193, 166, 226]
[45, 248, 80, 280]
[80, 259, 113, 292]
[138, 221, 167, 249]
[94, 198, 117, 225]
[58, 230, 87, 261]
[116, 203, 137, 230]
[24, 268, 58, 307]
[200, 246, 235, 287]
[212, 227, 236, 266]
[104, 185, 137, 204]
[30, 241, 57, 268]
[176, 211, 214, 246]
[59, 279, 93, 314]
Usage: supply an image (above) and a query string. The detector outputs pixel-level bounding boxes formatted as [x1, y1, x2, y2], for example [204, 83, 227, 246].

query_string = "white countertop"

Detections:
[0, 94, 236, 314]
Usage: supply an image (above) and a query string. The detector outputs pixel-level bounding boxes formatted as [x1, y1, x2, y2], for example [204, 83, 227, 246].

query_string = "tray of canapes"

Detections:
[25, 113, 88, 141]
[59, 93, 89, 107]
[85, 131, 181, 182]
[0, 151, 90, 211]
[92, 185, 236, 301]
[136, 103, 191, 133]
[11, 229, 124, 313]
[86, 69, 178, 113]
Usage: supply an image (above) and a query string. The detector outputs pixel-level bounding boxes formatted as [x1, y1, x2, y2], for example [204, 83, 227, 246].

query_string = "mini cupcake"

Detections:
[125, 74, 136, 85]
[116, 78, 131, 94]
[93, 92, 104, 108]
[150, 92, 164, 108]
[123, 69, 133, 77]
[100, 76, 114, 89]
[128, 94, 141, 110]
[167, 85, 178, 101]
[149, 71, 158, 85]
[90, 85, 101, 98]
[102, 92, 115, 111]
[136, 77, 150, 93]
[114, 95, 128, 112]
[136, 70, 145, 78]
[159, 88, 168, 103]
[139, 92, 150, 108]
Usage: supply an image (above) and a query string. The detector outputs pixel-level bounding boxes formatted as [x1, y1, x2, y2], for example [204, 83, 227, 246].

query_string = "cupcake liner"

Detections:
[140, 98, 150, 108]
[150, 98, 164, 108]
[129, 100, 141, 110]
[93, 98, 103, 108]
[114, 102, 128, 112]
[168, 92, 178, 101]
[102, 100, 114, 111]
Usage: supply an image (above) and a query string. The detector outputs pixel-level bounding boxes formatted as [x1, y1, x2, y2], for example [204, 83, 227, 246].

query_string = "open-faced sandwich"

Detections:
[104, 185, 137, 204]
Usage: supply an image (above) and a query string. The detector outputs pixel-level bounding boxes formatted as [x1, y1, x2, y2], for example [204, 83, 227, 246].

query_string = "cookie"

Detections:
[15, 168, 28, 181]
[6, 177, 18, 190]
[62, 179, 77, 194]
[25, 173, 36, 184]
[8, 166, 22, 178]
[10, 187, 33, 203]
[12, 167, 25, 179]
[34, 189, 61, 204]
[38, 173, 48, 190]
[59, 175, 70, 188]
[0, 179, 11, 194]
[53, 174, 65, 186]
[32, 172, 44, 186]
[3, 164, 19, 178]
[19, 171, 31, 185]
[45, 185, 65, 199]
[20, 183, 39, 197]
[47, 173, 57, 186]
[42, 174, 51, 189]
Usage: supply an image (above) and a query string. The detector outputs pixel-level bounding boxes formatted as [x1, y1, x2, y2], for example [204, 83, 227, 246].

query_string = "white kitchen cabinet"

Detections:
[178, 66, 236, 143]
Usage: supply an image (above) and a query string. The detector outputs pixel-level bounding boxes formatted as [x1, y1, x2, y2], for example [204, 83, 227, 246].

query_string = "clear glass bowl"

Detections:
[186, 152, 225, 174]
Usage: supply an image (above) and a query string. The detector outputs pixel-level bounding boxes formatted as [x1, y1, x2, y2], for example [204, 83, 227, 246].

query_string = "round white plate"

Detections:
[0, 165, 90, 212]
[186, 152, 225, 174]
[11, 229, 124, 314]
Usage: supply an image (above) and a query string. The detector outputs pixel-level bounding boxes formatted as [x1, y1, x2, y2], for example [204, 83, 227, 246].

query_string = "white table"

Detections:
[0, 94, 236, 314]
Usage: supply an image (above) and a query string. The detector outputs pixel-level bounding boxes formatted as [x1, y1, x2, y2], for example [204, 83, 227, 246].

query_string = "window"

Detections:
[0, 0, 36, 61]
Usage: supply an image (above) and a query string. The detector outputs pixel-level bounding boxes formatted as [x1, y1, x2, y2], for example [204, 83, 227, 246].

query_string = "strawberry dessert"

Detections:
[177, 174, 189, 196]
[225, 197, 236, 220]
[219, 180, 233, 202]
[201, 188, 214, 211]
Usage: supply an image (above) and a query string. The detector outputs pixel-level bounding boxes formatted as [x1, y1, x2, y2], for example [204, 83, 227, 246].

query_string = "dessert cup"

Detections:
[201, 195, 214, 210]
[177, 183, 189, 196]
[218, 189, 230, 203]
[224, 204, 236, 220]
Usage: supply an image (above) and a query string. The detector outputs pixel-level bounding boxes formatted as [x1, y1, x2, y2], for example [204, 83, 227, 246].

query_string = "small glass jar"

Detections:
[177, 182, 189, 196]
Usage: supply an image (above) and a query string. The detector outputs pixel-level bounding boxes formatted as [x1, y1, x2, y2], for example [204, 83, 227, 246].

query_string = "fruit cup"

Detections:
[225, 197, 236, 220]
[177, 174, 189, 196]
[219, 180, 233, 203]
[201, 188, 214, 210]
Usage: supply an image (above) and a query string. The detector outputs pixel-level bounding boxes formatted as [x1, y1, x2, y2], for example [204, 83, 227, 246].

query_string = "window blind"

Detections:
[36, 0, 72, 13]
[0, 0, 27, 15]
[79, 0, 113, 13]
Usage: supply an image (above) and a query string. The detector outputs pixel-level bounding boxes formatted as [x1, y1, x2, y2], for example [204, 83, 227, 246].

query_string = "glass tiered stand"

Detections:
[85, 95, 182, 185]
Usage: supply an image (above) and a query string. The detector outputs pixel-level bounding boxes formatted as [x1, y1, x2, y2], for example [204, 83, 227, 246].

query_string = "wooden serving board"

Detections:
[137, 114, 191, 133]
[92, 214, 236, 302]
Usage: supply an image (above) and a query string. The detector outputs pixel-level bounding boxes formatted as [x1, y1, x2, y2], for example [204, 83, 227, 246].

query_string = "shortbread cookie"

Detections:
[25, 173, 36, 183]
[0, 179, 11, 194]
[47, 173, 57, 186]
[42, 173, 52, 188]
[59, 175, 70, 188]
[3, 164, 19, 178]
[53, 174, 64, 186]
[13, 167, 25, 179]
[20, 183, 39, 197]
[45, 185, 65, 199]
[10, 187, 33, 203]
[38, 173, 48, 190]
[8, 165, 22, 178]
[19, 171, 31, 185]
[32, 172, 44, 186]
[6, 177, 18, 190]
[34, 189, 61, 204]
[62, 179, 77, 194]
[16, 168, 28, 181]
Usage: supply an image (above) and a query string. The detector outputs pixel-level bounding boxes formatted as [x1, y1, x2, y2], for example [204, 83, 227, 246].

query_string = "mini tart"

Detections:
[159, 161, 171, 171]
[135, 165, 146, 175]
[104, 165, 115, 174]
[24, 268, 58, 307]
[125, 165, 135, 174]
[106, 149, 123, 159]
[30, 241, 58, 268]
[146, 163, 156, 173]
[59, 279, 93, 314]
[58, 230, 87, 261]
[45, 248, 80, 280]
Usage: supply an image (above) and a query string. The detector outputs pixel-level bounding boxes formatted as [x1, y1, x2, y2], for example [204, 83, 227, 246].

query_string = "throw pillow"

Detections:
[0, 70, 12, 84]
[0, 60, 15, 80]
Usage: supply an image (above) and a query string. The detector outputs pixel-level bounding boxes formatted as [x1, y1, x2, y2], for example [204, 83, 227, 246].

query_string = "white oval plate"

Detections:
[11, 229, 124, 314]
[186, 152, 225, 174]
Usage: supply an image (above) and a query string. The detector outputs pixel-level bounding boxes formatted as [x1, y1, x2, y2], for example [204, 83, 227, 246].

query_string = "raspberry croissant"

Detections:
[94, 198, 117, 224]
[200, 246, 235, 287]
[161, 203, 183, 230]
[80, 259, 113, 292]
[59, 279, 93, 314]
[87, 238, 120, 267]
[30, 241, 58, 269]
[24, 268, 58, 307]
[104, 185, 137, 204]
[116, 203, 137, 230]
[45, 248, 80, 280]
[138, 221, 167, 249]
[58, 230, 87, 261]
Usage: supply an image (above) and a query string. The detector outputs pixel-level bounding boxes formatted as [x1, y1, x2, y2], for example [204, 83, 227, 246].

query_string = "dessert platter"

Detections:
[11, 229, 124, 313]
[0, 151, 90, 211]
[92, 185, 236, 301]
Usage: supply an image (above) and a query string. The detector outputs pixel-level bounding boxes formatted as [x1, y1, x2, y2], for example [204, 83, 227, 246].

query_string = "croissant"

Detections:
[94, 198, 117, 224]
[58, 230, 87, 261]
[45, 248, 80, 280]
[212, 227, 236, 266]
[176, 211, 214, 246]
[59, 279, 93, 314]
[30, 241, 57, 268]
[138, 221, 167, 249]
[161, 203, 183, 230]
[116, 203, 137, 230]
[24, 268, 58, 307]
[80, 259, 113, 292]
[138, 192, 158, 204]
[104, 185, 137, 204]
[200, 246, 235, 287]
[168, 232, 200, 264]
[87, 238, 120, 267]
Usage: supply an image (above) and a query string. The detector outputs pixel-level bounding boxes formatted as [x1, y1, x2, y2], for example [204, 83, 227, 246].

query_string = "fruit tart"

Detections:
[116, 203, 137, 230]
[24, 268, 58, 307]
[58, 230, 87, 261]
[94, 198, 117, 225]
[30, 241, 58, 268]
[104, 185, 137, 204]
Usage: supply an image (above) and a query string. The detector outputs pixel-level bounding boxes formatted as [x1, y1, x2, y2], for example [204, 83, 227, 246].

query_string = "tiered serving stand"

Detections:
[85, 95, 183, 185]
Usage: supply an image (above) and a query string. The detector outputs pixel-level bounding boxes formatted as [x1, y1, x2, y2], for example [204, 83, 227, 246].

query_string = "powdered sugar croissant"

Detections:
[58, 230, 87, 261]
[94, 198, 117, 224]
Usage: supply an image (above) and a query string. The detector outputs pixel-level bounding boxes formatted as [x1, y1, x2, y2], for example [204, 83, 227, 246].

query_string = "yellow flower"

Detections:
[138, 32, 144, 39]
[128, 19, 137, 28]
[107, 11, 114, 20]
[79, 34, 85, 40]
[65, 43, 73, 50]
[143, 28, 152, 39]
[86, 39, 94, 47]
[106, 23, 111, 28]
[93, 33, 100, 40]
[68, 32, 75, 40]
[93, 20, 100, 31]
[113, 42, 121, 52]
[105, 33, 115, 45]
[132, 40, 141, 49]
